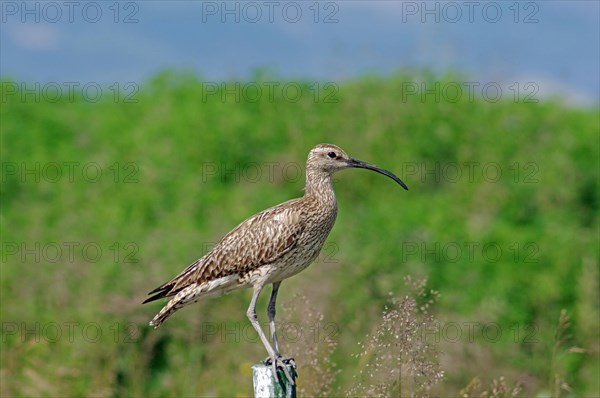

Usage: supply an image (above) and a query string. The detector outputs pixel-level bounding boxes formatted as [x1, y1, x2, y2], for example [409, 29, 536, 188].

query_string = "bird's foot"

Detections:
[264, 356, 296, 385]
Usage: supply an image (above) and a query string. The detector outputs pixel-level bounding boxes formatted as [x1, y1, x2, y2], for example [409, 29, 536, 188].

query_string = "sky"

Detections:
[1, 1, 599, 104]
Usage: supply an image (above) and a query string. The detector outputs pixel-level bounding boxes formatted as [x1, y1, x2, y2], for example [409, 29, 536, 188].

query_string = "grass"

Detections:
[1, 70, 598, 396]
[348, 277, 443, 397]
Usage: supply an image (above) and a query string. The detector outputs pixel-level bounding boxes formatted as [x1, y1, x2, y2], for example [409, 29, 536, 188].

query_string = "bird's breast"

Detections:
[266, 203, 338, 283]
[238, 198, 338, 286]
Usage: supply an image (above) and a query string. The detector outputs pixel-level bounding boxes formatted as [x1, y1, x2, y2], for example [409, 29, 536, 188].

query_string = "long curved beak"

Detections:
[347, 158, 408, 190]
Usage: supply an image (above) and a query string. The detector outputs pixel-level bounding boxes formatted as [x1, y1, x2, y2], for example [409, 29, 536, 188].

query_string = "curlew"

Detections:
[143, 143, 408, 383]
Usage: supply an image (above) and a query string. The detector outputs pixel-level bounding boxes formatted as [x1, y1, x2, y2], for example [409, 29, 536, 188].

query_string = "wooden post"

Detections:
[252, 360, 297, 398]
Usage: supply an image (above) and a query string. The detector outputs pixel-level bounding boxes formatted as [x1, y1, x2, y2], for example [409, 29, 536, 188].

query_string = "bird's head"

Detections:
[307, 143, 408, 190]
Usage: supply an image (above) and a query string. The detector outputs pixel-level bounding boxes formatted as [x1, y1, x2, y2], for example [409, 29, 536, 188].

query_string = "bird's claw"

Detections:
[264, 356, 296, 385]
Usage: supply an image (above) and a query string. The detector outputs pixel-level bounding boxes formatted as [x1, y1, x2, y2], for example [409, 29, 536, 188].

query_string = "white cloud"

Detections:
[7, 23, 61, 51]
[496, 74, 598, 106]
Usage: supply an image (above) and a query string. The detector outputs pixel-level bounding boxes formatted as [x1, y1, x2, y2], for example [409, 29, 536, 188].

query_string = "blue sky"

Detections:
[1, 1, 598, 104]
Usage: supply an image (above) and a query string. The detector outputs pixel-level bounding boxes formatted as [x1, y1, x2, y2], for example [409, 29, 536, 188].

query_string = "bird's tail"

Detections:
[149, 284, 198, 328]
[147, 275, 238, 327]
[150, 302, 180, 328]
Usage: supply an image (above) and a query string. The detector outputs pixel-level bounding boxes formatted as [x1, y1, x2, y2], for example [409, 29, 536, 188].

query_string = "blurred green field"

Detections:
[1, 71, 598, 397]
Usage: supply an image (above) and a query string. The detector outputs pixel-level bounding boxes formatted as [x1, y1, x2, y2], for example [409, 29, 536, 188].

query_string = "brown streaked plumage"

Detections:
[144, 143, 408, 384]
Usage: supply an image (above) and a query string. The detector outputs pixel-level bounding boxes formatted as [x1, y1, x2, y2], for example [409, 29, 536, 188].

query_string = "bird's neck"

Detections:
[304, 168, 337, 205]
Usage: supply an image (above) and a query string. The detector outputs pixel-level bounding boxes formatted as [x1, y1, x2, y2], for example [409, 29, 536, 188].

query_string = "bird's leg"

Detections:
[247, 284, 294, 385]
[267, 281, 281, 356]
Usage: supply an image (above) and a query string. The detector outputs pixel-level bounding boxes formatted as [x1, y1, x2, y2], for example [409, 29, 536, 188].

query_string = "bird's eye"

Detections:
[327, 152, 336, 159]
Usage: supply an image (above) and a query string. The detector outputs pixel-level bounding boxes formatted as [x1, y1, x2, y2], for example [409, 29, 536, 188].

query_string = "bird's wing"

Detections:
[144, 200, 306, 302]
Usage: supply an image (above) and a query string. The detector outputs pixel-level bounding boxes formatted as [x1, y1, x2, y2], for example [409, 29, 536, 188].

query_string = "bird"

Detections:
[143, 143, 408, 384]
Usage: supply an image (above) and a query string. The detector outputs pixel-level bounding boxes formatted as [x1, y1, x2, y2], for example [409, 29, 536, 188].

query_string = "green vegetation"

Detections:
[1, 71, 598, 396]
